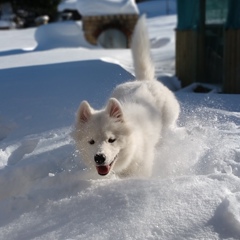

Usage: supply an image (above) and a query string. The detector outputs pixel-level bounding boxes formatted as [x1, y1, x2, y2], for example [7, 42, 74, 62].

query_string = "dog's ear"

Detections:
[77, 101, 92, 123]
[106, 98, 124, 122]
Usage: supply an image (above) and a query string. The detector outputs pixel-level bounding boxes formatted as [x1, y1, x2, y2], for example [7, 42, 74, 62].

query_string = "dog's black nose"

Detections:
[94, 154, 106, 164]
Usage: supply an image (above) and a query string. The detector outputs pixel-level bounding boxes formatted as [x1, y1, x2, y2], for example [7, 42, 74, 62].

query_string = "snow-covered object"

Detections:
[77, 0, 139, 16]
[59, 0, 139, 16]
[58, 0, 77, 12]
[34, 21, 89, 50]
[35, 15, 49, 25]
[0, 20, 15, 29]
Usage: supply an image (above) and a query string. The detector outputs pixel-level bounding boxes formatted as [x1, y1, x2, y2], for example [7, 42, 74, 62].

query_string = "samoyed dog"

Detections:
[73, 15, 180, 178]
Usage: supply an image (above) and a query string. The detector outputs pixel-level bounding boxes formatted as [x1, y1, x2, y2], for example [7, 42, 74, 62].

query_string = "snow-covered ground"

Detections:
[0, 1, 240, 239]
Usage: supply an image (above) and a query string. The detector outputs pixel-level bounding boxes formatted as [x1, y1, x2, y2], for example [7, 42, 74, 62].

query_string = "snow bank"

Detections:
[1, 174, 240, 240]
[0, 60, 133, 141]
[34, 21, 94, 50]
[0, 20, 15, 29]
[0, 28, 36, 53]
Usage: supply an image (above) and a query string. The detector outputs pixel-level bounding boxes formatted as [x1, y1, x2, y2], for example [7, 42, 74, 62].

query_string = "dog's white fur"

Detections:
[73, 15, 180, 178]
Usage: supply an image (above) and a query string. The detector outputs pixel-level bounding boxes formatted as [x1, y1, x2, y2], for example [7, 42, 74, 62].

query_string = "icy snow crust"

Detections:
[0, 1, 240, 239]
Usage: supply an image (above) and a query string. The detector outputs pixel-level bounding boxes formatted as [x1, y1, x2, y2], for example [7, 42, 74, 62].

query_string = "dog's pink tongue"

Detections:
[96, 165, 111, 176]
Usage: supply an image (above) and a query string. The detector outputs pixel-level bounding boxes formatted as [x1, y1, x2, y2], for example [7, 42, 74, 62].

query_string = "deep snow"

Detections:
[0, 1, 240, 239]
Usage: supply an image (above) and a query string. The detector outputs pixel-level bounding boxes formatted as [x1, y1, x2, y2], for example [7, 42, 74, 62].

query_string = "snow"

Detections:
[58, 0, 78, 12]
[0, 20, 15, 29]
[0, 0, 240, 239]
[59, 0, 139, 16]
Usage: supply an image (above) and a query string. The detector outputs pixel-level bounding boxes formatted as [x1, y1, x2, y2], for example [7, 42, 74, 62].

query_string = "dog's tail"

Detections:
[131, 15, 155, 81]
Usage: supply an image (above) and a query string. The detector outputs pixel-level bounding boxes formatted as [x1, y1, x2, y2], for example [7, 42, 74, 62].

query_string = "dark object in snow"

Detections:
[193, 85, 212, 93]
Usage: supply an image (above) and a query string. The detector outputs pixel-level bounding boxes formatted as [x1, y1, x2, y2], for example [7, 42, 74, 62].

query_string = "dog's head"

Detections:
[73, 98, 131, 176]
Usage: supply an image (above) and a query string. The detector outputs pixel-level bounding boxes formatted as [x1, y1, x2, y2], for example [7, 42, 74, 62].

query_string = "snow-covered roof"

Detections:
[58, 0, 77, 12]
[58, 0, 139, 16]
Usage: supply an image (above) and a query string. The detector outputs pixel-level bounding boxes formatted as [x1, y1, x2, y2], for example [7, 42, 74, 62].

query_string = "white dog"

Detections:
[73, 15, 180, 178]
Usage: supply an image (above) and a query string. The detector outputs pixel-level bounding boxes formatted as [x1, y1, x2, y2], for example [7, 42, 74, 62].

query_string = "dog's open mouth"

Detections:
[96, 155, 117, 176]
[96, 164, 112, 176]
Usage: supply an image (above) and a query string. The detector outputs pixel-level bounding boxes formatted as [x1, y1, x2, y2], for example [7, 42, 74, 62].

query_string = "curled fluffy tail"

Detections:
[131, 15, 155, 81]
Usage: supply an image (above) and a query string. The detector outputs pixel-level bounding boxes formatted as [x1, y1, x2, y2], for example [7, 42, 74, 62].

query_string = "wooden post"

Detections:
[196, 0, 206, 83]
[175, 30, 198, 87]
[175, 0, 206, 87]
[224, 29, 240, 93]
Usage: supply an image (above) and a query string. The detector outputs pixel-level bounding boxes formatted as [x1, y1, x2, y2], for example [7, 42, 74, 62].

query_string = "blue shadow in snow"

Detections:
[0, 60, 134, 135]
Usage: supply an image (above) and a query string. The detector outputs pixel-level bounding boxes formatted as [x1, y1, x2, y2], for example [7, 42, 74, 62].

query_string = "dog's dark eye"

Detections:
[108, 138, 116, 143]
[88, 139, 95, 145]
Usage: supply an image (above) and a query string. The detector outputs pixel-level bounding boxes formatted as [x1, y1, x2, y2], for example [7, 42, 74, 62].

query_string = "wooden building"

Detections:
[176, 0, 240, 93]
[58, 0, 139, 48]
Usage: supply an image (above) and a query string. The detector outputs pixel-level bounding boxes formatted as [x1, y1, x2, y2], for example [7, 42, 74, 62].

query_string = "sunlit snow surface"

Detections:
[0, 1, 240, 239]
